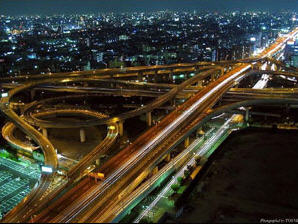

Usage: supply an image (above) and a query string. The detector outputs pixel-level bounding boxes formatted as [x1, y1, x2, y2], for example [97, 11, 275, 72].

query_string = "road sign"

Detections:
[1, 92, 8, 98]
[41, 166, 53, 173]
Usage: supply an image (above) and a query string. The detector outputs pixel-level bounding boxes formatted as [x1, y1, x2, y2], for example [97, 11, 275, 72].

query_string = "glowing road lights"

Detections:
[1, 27, 296, 223]
[133, 30, 298, 222]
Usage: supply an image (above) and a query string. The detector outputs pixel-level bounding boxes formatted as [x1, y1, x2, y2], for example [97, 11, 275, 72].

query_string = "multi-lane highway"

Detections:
[31, 62, 250, 223]
[0, 27, 297, 223]
[0, 82, 58, 223]
[2, 122, 40, 152]
[133, 117, 233, 223]
[0, 56, 223, 223]
[0, 59, 256, 83]
[73, 27, 298, 223]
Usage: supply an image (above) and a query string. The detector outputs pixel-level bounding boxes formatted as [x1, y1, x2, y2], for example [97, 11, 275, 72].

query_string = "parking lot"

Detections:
[0, 157, 40, 217]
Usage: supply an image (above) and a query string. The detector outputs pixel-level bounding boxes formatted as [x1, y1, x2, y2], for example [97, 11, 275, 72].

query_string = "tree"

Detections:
[187, 164, 193, 171]
[171, 184, 179, 192]
[139, 217, 153, 223]
[177, 176, 183, 185]
[184, 169, 191, 179]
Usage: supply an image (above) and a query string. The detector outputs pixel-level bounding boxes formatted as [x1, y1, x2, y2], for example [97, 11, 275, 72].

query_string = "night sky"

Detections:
[1, 0, 298, 16]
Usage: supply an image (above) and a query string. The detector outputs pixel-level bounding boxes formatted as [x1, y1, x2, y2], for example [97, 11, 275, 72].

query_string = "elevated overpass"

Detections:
[6, 85, 298, 154]
[64, 27, 298, 223]
[224, 87, 298, 101]
[12, 67, 222, 129]
[0, 27, 297, 223]
[0, 58, 267, 84]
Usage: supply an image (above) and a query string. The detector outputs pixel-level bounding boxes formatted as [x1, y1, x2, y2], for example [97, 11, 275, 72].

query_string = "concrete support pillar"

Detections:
[42, 128, 48, 138]
[220, 67, 224, 76]
[169, 73, 174, 83]
[146, 111, 152, 127]
[197, 80, 203, 88]
[266, 63, 271, 71]
[152, 166, 158, 175]
[165, 153, 171, 163]
[171, 99, 176, 107]
[196, 127, 204, 137]
[118, 121, 124, 137]
[184, 137, 190, 148]
[19, 106, 25, 114]
[245, 109, 249, 122]
[80, 128, 86, 143]
[30, 89, 36, 101]
[95, 159, 100, 167]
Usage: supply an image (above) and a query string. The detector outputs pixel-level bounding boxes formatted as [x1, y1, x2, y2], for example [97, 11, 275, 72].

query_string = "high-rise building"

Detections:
[211, 49, 217, 62]
[86, 38, 90, 47]
[119, 35, 129, 41]
[84, 61, 91, 71]
[290, 55, 298, 67]
[285, 39, 298, 67]
[96, 52, 104, 63]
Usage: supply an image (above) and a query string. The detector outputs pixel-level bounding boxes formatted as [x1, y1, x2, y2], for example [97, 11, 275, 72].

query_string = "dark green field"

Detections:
[176, 128, 298, 223]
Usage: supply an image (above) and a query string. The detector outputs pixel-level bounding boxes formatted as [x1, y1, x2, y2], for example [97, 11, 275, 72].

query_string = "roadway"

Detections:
[0, 59, 260, 83]
[13, 84, 298, 153]
[15, 67, 222, 128]
[0, 56, 221, 223]
[0, 86, 58, 223]
[72, 27, 298, 222]
[224, 88, 298, 102]
[26, 73, 294, 222]
[0, 62, 217, 83]
[81, 85, 235, 223]
[133, 117, 233, 223]
[1, 26, 297, 223]
[133, 57, 298, 223]
[26, 65, 224, 222]
[2, 122, 39, 153]
[34, 63, 251, 223]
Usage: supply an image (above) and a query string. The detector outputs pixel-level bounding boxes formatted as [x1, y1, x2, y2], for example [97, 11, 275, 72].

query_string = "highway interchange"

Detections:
[0, 27, 297, 223]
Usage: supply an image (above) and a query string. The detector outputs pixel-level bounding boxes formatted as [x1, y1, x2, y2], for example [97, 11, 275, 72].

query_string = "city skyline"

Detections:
[1, 0, 298, 16]
[0, 0, 298, 221]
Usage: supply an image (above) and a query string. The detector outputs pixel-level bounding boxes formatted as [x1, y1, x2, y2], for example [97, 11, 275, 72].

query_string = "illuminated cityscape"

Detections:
[0, 0, 298, 223]
[1, 11, 297, 76]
